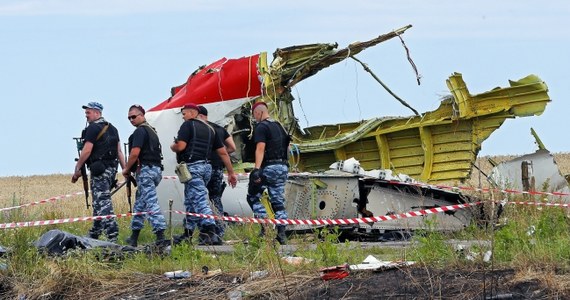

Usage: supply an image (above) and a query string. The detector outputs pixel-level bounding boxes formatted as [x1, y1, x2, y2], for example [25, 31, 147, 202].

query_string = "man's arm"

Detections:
[170, 140, 187, 153]
[254, 142, 266, 169]
[122, 147, 141, 177]
[71, 141, 93, 183]
[224, 136, 237, 154]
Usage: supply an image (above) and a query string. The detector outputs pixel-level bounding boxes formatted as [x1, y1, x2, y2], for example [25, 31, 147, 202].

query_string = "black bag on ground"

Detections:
[34, 229, 85, 255]
[34, 229, 136, 256]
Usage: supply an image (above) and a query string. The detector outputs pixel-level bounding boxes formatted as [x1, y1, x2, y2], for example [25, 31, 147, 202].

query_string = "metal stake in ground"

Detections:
[169, 199, 173, 250]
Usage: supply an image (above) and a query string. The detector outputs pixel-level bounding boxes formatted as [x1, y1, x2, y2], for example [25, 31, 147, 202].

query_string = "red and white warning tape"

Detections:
[0, 201, 478, 229]
[507, 201, 570, 208]
[3, 197, 570, 230]
[386, 180, 570, 197]
[0, 191, 85, 212]
[0, 212, 148, 229]
[171, 201, 480, 226]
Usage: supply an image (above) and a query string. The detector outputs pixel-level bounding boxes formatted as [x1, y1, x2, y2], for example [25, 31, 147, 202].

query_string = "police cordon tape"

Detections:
[0, 191, 85, 212]
[172, 201, 480, 225]
[0, 212, 149, 229]
[508, 201, 570, 208]
[3, 196, 570, 229]
[0, 180, 130, 213]
[391, 181, 570, 197]
[0, 202, 479, 229]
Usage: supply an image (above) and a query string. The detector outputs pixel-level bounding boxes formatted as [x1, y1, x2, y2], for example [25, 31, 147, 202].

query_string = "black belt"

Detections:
[93, 159, 117, 167]
[186, 159, 208, 164]
[262, 159, 288, 167]
[141, 163, 163, 170]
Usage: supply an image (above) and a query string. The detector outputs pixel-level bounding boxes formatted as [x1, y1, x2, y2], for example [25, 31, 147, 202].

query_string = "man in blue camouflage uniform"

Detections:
[170, 103, 238, 245]
[72, 101, 126, 243]
[246, 101, 290, 244]
[197, 105, 236, 239]
[122, 105, 167, 247]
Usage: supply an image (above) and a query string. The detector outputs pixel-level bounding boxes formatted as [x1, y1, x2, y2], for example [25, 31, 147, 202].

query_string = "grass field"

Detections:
[0, 152, 569, 299]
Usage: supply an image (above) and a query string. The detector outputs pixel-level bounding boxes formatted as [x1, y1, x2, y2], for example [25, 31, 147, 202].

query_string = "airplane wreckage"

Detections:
[144, 25, 554, 235]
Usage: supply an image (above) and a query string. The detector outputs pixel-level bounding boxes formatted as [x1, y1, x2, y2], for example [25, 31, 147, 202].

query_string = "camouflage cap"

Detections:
[82, 101, 104, 112]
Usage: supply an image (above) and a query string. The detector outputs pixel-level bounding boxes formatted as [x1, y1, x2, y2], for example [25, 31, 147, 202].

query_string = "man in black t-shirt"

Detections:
[122, 104, 167, 247]
[72, 101, 126, 243]
[246, 101, 290, 244]
[197, 105, 236, 239]
[170, 103, 237, 245]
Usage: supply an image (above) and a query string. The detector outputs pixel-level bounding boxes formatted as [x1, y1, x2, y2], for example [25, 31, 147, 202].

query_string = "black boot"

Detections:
[155, 230, 165, 243]
[276, 226, 287, 245]
[199, 225, 222, 245]
[126, 230, 141, 247]
[174, 228, 193, 244]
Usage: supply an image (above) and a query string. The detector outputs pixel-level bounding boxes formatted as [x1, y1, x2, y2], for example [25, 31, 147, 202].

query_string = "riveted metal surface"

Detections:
[285, 175, 360, 231]
[364, 183, 473, 231]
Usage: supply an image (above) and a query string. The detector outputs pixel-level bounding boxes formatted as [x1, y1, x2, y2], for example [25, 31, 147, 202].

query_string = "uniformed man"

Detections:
[197, 105, 236, 239]
[246, 101, 290, 244]
[170, 103, 238, 245]
[72, 101, 126, 243]
[122, 104, 167, 247]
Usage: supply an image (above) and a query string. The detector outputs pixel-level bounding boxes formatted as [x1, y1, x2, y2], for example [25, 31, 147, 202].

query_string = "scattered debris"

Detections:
[203, 268, 222, 278]
[163, 270, 191, 279]
[349, 255, 414, 271]
[281, 256, 314, 265]
[227, 290, 244, 300]
[527, 225, 536, 236]
[454, 244, 493, 263]
[249, 270, 268, 280]
[319, 263, 350, 281]
[483, 251, 493, 263]
[0, 245, 8, 256]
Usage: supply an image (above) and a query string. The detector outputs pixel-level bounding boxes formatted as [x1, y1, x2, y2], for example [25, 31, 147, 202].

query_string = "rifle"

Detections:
[74, 137, 90, 209]
[126, 176, 137, 213]
[124, 142, 137, 213]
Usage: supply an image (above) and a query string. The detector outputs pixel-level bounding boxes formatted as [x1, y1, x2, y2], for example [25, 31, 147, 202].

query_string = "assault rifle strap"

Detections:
[96, 124, 110, 141]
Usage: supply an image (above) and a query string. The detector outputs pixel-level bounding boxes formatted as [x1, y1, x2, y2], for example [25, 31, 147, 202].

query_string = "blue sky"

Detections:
[0, 1, 568, 176]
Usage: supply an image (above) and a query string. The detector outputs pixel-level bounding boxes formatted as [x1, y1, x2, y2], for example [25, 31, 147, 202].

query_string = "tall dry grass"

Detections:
[0, 174, 130, 222]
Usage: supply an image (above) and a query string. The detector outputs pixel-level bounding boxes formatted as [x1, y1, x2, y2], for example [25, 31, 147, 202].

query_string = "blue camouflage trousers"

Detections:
[131, 165, 167, 233]
[246, 164, 289, 229]
[183, 161, 213, 231]
[89, 165, 118, 241]
[207, 166, 227, 237]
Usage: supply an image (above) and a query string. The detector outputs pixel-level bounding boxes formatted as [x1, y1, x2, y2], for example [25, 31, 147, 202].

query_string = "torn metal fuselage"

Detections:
[489, 149, 570, 203]
[284, 171, 478, 235]
[144, 25, 550, 235]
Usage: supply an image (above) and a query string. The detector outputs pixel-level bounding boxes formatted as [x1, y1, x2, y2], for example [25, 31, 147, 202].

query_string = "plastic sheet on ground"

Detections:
[34, 229, 136, 255]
